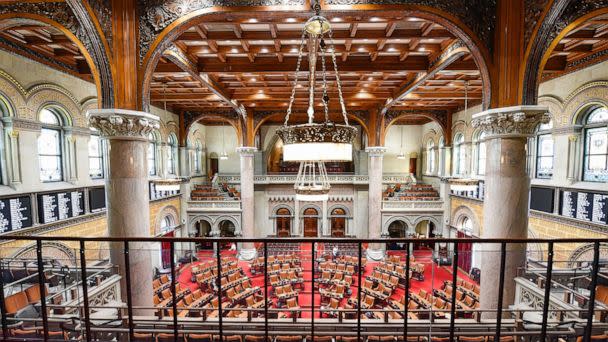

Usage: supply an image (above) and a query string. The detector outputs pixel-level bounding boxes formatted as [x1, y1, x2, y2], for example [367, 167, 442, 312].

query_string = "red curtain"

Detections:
[161, 231, 174, 269]
[457, 231, 473, 273]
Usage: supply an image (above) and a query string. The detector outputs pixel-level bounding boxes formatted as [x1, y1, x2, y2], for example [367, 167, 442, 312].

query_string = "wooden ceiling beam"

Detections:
[382, 40, 469, 114]
[162, 43, 246, 117]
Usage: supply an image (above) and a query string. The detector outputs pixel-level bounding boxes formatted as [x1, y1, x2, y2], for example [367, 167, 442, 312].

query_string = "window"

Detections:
[148, 133, 157, 176]
[584, 107, 608, 182]
[160, 216, 173, 232]
[474, 131, 487, 175]
[426, 140, 435, 174]
[167, 134, 177, 175]
[453, 133, 465, 176]
[88, 129, 104, 179]
[536, 120, 553, 179]
[38, 108, 64, 182]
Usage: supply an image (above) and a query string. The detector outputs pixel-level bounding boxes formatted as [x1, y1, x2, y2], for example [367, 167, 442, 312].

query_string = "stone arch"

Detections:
[451, 205, 481, 237]
[568, 243, 608, 268]
[412, 216, 442, 231]
[0, 69, 26, 118]
[188, 214, 215, 235]
[28, 86, 81, 126]
[563, 81, 608, 126]
[154, 204, 180, 236]
[538, 95, 565, 127]
[527, 229, 545, 262]
[10, 241, 77, 267]
[384, 217, 411, 238]
[216, 215, 241, 236]
[300, 204, 322, 217]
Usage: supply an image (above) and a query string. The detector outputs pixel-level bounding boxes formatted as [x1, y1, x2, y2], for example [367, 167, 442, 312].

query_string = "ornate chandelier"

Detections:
[276, 3, 356, 201]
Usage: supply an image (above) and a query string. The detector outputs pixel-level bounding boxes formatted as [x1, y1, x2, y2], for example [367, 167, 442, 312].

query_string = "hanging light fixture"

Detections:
[276, 1, 356, 201]
[220, 121, 228, 160]
[397, 125, 406, 159]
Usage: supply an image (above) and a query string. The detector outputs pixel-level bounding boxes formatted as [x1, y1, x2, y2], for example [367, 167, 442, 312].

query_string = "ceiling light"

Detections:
[370, 17, 382, 22]
[260, 47, 269, 53]
[248, 18, 258, 23]
[286, 18, 297, 23]
[251, 78, 257, 82]
[331, 17, 343, 22]
[276, 2, 356, 201]
[231, 48, 238, 53]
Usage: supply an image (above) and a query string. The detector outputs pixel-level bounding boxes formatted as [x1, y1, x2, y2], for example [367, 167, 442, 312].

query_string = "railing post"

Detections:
[170, 241, 178, 340]
[311, 241, 315, 342]
[540, 241, 554, 341]
[449, 241, 458, 341]
[495, 242, 507, 342]
[123, 241, 134, 339]
[404, 241, 411, 342]
[36, 239, 49, 342]
[216, 241, 223, 342]
[357, 242, 362, 342]
[264, 241, 269, 342]
[584, 241, 601, 341]
[79, 241, 92, 342]
[0, 257, 8, 339]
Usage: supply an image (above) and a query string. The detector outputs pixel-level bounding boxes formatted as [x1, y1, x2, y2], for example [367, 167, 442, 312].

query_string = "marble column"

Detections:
[87, 109, 160, 313]
[366, 146, 386, 260]
[471, 106, 549, 316]
[237, 147, 257, 260]
[322, 199, 328, 236]
[566, 130, 581, 183]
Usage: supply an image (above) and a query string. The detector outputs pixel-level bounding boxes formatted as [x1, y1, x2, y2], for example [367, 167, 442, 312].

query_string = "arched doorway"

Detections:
[388, 220, 407, 238]
[302, 208, 319, 237]
[219, 220, 236, 237]
[275, 208, 292, 237]
[208, 152, 219, 177]
[194, 219, 213, 250]
[414, 220, 435, 251]
[330, 208, 347, 237]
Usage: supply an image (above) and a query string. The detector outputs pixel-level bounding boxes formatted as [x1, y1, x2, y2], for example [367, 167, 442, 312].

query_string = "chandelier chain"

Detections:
[284, 29, 308, 126]
[328, 30, 349, 125]
[319, 34, 330, 123]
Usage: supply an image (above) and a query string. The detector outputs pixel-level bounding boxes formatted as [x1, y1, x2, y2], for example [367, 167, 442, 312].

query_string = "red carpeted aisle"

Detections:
[175, 246, 476, 318]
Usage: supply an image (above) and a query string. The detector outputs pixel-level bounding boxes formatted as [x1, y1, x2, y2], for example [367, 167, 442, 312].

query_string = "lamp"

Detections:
[275, 1, 356, 200]
[396, 125, 406, 159]
[220, 122, 228, 160]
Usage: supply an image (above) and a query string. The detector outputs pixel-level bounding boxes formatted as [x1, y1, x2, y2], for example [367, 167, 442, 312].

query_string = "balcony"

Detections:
[216, 174, 416, 185]
[0, 236, 606, 341]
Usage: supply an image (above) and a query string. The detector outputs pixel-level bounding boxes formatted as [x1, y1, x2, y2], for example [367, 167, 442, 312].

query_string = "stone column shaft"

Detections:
[471, 106, 549, 316]
[237, 147, 256, 259]
[88, 109, 160, 313]
[366, 147, 386, 260]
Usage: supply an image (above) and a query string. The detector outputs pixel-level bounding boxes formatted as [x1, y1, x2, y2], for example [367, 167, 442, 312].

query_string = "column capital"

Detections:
[471, 105, 550, 139]
[87, 109, 160, 141]
[365, 146, 387, 156]
[236, 146, 257, 156]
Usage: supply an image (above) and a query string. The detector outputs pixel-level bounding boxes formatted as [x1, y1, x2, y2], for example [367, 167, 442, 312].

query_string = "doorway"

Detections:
[330, 208, 346, 237]
[303, 208, 319, 237]
[276, 208, 291, 237]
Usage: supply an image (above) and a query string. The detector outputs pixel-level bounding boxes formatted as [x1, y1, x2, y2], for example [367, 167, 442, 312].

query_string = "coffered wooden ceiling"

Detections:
[150, 13, 484, 118]
[0, 19, 91, 81]
[542, 13, 608, 81]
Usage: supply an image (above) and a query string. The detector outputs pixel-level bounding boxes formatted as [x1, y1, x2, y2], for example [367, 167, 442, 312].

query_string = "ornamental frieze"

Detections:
[137, 0, 306, 62]
[183, 110, 239, 131]
[470, 109, 550, 137]
[88, 109, 160, 139]
[524, 0, 550, 48]
[384, 109, 448, 133]
[322, 0, 496, 52]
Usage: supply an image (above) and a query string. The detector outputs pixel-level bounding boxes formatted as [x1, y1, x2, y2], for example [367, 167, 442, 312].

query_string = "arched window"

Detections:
[148, 132, 157, 176]
[426, 139, 435, 174]
[167, 134, 178, 175]
[38, 107, 64, 182]
[474, 131, 487, 175]
[88, 128, 104, 179]
[583, 107, 608, 182]
[453, 133, 465, 176]
[194, 140, 202, 174]
[459, 216, 473, 234]
[160, 215, 173, 233]
[536, 120, 554, 179]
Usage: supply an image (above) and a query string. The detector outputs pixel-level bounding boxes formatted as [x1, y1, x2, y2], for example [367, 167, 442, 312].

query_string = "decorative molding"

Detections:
[471, 106, 551, 138]
[365, 146, 387, 156]
[568, 243, 608, 267]
[2, 117, 42, 132]
[9, 241, 77, 265]
[385, 109, 449, 135]
[216, 173, 415, 185]
[183, 110, 238, 131]
[88, 109, 160, 140]
[382, 200, 443, 211]
[236, 146, 257, 156]
[86, 0, 113, 49]
[524, 0, 551, 47]
[0, 211, 106, 240]
[530, 210, 608, 236]
[137, 0, 306, 62]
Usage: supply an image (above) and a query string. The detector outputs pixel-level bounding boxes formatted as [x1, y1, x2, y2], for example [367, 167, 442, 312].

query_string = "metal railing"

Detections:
[0, 236, 607, 341]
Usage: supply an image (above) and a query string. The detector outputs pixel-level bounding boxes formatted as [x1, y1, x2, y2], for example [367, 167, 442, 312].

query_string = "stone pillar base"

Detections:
[238, 248, 257, 261]
[366, 248, 385, 261]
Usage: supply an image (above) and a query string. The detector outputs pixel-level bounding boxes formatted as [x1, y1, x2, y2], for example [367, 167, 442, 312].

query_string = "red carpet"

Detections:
[175, 246, 476, 318]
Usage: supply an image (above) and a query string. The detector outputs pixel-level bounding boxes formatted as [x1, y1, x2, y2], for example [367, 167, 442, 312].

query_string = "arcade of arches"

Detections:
[0, 1, 608, 339]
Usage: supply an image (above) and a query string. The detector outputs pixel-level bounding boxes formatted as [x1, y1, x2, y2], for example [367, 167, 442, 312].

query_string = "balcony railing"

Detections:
[187, 200, 242, 211]
[0, 236, 606, 341]
[216, 174, 416, 185]
[382, 200, 444, 211]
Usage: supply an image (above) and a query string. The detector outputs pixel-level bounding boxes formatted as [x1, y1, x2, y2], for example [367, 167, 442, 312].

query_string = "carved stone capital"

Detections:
[366, 146, 387, 157]
[236, 146, 257, 157]
[471, 106, 550, 139]
[87, 109, 160, 141]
